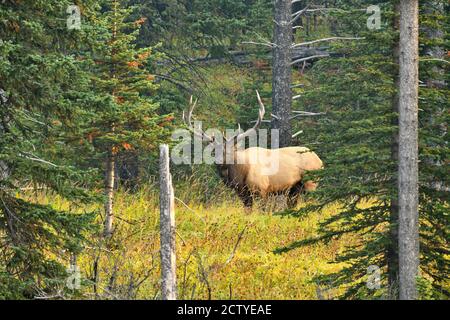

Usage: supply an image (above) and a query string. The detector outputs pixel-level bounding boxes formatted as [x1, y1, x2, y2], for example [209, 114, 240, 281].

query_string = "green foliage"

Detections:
[0, 0, 101, 298]
[282, 0, 449, 299]
[0, 0, 447, 300]
[80, 0, 170, 162]
[130, 0, 273, 55]
[38, 189, 354, 299]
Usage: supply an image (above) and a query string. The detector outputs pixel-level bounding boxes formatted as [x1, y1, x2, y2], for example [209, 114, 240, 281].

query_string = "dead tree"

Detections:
[159, 144, 177, 300]
[272, 0, 293, 147]
[246, 2, 362, 147]
[104, 151, 115, 238]
[398, 0, 420, 300]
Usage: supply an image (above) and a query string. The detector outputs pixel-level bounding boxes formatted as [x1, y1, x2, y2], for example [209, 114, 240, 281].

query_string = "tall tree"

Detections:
[271, 0, 293, 147]
[398, 0, 419, 300]
[0, 0, 99, 298]
[85, 0, 169, 238]
[279, 0, 448, 299]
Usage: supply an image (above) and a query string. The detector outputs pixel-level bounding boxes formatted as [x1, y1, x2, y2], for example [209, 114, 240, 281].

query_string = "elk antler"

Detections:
[183, 96, 215, 142]
[230, 90, 266, 143]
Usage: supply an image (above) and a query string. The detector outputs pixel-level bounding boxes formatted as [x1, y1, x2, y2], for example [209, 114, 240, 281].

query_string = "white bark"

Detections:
[104, 153, 115, 238]
[398, 0, 420, 300]
[159, 144, 176, 300]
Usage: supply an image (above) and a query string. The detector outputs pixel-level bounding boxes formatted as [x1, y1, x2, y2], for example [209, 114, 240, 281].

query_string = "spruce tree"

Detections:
[84, 0, 169, 238]
[0, 0, 100, 298]
[279, 0, 448, 299]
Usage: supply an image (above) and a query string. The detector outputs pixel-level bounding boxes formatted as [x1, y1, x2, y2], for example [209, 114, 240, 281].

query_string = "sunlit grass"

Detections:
[27, 183, 358, 300]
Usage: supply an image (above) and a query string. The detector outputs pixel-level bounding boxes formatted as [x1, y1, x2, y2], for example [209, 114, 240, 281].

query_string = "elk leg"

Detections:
[238, 188, 253, 211]
[287, 182, 304, 209]
[303, 180, 318, 192]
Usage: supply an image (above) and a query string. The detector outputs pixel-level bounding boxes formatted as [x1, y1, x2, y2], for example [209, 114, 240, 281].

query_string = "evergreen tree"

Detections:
[129, 0, 273, 56]
[84, 0, 169, 238]
[0, 0, 100, 298]
[279, 0, 448, 299]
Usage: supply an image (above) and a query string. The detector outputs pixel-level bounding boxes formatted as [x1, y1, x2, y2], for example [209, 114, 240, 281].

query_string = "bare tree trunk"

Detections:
[271, 0, 292, 148]
[305, 15, 310, 36]
[159, 144, 176, 300]
[398, 0, 419, 300]
[104, 152, 115, 238]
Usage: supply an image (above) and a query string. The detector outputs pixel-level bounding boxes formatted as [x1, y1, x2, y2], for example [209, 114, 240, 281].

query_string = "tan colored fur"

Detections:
[228, 146, 323, 197]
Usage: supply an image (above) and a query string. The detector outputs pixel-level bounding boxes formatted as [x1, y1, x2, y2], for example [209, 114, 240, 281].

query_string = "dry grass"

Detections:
[30, 182, 359, 300]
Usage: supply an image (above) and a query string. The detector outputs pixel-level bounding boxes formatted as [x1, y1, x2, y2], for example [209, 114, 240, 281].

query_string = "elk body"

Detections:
[184, 91, 323, 210]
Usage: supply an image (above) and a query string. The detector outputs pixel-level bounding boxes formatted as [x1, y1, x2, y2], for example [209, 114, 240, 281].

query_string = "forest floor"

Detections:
[35, 186, 358, 300]
[27, 61, 360, 299]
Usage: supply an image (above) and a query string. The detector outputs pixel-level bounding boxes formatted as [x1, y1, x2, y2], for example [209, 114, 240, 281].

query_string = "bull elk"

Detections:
[183, 91, 323, 210]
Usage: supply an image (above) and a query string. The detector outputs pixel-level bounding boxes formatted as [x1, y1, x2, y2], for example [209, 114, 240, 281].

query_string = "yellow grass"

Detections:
[34, 187, 357, 300]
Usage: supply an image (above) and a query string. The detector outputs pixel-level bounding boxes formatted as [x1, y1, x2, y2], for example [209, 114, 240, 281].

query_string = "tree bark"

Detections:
[398, 0, 420, 300]
[104, 152, 115, 238]
[159, 144, 176, 300]
[271, 0, 292, 148]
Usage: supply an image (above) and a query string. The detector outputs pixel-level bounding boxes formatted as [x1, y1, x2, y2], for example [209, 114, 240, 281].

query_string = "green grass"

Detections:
[32, 183, 356, 300]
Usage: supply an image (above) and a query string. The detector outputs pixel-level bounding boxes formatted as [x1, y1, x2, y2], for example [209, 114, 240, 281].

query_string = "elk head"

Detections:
[183, 91, 266, 182]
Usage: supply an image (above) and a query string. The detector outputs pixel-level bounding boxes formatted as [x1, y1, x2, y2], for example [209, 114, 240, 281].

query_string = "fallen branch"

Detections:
[292, 37, 364, 48]
[292, 130, 303, 138]
[242, 41, 276, 48]
[224, 225, 248, 266]
[290, 54, 330, 66]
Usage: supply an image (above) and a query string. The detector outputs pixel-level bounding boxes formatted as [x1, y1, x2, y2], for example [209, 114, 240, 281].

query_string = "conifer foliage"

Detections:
[84, 0, 169, 237]
[280, 0, 448, 299]
[0, 0, 99, 298]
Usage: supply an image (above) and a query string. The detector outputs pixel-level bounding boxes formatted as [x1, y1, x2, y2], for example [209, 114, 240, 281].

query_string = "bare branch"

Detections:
[174, 196, 206, 224]
[242, 41, 276, 48]
[290, 54, 330, 66]
[292, 130, 304, 138]
[20, 152, 58, 167]
[292, 37, 364, 48]
[419, 58, 450, 64]
[290, 111, 326, 120]
[292, 110, 326, 115]
[224, 225, 248, 266]
[291, 5, 310, 25]
[301, 8, 366, 14]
